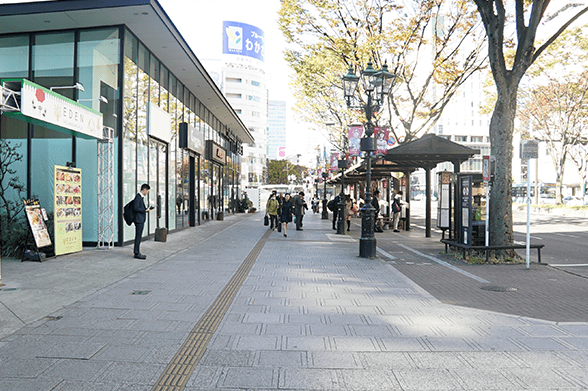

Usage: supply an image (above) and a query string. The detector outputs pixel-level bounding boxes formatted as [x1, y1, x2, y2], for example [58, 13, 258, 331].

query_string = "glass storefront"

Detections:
[1, 25, 243, 247]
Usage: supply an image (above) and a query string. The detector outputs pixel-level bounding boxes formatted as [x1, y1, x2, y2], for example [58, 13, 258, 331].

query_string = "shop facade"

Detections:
[0, 1, 252, 248]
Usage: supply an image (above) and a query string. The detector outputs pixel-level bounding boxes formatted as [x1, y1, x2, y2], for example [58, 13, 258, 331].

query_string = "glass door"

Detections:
[148, 137, 168, 234]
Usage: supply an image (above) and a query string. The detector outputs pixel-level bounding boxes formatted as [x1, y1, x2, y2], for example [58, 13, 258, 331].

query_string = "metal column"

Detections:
[97, 126, 115, 248]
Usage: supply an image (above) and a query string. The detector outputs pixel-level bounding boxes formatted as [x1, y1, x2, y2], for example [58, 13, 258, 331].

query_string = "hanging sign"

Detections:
[12, 79, 103, 139]
[348, 125, 363, 157]
[23, 199, 52, 248]
[54, 166, 82, 256]
[179, 122, 205, 155]
[330, 153, 339, 172]
[374, 127, 390, 155]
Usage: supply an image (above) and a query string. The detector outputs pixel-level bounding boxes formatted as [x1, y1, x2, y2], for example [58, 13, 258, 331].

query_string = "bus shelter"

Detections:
[330, 134, 479, 237]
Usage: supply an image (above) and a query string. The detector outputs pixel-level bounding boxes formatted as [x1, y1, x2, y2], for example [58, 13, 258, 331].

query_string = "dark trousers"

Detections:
[134, 222, 144, 255]
[269, 214, 278, 229]
[295, 213, 304, 229]
[332, 209, 338, 229]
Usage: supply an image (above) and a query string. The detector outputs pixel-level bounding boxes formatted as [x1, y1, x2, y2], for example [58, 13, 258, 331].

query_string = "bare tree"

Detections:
[279, 0, 486, 149]
[471, 0, 588, 253]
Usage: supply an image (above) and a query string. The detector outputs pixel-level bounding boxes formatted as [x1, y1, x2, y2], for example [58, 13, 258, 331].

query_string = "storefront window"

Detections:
[0, 35, 29, 78]
[149, 55, 160, 106]
[123, 31, 138, 242]
[0, 117, 28, 208]
[77, 28, 120, 242]
[200, 160, 210, 221]
[138, 43, 150, 234]
[32, 32, 75, 96]
[30, 32, 74, 216]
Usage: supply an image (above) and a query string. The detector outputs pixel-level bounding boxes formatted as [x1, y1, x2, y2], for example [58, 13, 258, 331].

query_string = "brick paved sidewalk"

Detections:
[369, 219, 588, 323]
[0, 212, 587, 390]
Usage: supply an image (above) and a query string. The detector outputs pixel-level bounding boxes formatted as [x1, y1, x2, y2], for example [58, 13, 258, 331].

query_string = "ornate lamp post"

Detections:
[321, 172, 329, 219]
[343, 61, 394, 257]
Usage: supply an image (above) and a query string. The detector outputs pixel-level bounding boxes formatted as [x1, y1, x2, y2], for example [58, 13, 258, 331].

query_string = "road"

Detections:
[408, 200, 588, 277]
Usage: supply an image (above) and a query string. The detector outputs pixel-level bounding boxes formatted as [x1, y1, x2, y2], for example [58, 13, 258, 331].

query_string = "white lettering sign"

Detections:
[20, 80, 102, 139]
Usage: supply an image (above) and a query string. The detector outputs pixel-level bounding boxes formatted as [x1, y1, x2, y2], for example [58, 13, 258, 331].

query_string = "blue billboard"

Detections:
[222, 21, 265, 62]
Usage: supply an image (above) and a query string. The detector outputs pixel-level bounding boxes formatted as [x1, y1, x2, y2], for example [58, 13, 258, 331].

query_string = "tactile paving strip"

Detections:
[151, 229, 271, 391]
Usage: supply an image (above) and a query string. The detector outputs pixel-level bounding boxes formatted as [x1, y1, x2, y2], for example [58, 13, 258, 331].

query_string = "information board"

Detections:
[23, 199, 52, 248]
[54, 166, 82, 255]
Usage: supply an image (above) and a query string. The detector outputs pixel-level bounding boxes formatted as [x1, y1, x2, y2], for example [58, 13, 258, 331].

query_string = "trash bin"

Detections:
[154, 227, 167, 242]
[216, 212, 224, 221]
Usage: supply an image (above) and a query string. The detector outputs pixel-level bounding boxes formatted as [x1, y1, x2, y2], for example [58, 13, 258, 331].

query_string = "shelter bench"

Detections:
[440, 239, 545, 263]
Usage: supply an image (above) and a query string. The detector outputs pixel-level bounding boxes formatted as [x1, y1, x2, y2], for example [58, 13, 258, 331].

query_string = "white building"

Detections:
[268, 100, 287, 159]
[204, 21, 269, 188]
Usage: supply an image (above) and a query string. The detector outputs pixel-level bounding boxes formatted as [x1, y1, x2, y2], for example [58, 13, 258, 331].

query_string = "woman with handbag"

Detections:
[279, 193, 294, 237]
[266, 194, 279, 230]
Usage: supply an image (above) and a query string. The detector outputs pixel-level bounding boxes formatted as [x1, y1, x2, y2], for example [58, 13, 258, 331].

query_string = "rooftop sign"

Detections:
[222, 21, 265, 62]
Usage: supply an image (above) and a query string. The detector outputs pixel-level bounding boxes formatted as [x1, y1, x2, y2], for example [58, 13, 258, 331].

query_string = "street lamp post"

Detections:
[321, 172, 329, 219]
[342, 61, 394, 257]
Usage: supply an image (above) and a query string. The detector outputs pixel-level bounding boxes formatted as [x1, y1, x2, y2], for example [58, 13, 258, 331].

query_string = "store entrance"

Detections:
[148, 137, 168, 234]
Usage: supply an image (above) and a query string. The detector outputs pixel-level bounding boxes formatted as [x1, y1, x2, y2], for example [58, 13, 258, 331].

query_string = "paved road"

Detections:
[512, 209, 588, 277]
[1, 211, 587, 390]
[408, 200, 588, 277]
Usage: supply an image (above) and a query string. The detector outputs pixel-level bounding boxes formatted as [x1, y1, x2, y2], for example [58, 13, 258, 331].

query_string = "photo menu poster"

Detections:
[54, 166, 82, 256]
[23, 199, 52, 249]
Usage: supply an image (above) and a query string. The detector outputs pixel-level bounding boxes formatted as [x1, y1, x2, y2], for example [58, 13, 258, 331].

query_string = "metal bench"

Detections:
[441, 239, 545, 263]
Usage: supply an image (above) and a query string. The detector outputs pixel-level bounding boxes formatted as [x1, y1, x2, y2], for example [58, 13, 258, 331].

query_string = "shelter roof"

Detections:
[383, 133, 479, 168]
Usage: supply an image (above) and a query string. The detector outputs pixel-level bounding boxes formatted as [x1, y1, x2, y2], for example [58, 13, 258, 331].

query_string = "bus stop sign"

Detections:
[521, 140, 539, 160]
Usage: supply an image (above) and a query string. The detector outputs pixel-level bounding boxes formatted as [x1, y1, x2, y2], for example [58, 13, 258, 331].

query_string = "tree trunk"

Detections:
[489, 90, 516, 254]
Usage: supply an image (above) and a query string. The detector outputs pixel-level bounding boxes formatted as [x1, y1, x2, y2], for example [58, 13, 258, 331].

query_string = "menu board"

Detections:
[54, 166, 82, 255]
[23, 199, 52, 248]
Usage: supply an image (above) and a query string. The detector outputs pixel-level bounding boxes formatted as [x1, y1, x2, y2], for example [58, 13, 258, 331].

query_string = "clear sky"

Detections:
[0, 0, 323, 165]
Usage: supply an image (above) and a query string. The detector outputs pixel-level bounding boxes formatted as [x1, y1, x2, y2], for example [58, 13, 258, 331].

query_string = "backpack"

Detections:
[392, 198, 401, 213]
[327, 199, 336, 211]
[123, 199, 135, 226]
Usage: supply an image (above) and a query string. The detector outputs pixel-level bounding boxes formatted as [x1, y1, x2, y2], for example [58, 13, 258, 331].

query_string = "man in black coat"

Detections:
[293, 191, 307, 231]
[331, 194, 340, 230]
[133, 183, 154, 259]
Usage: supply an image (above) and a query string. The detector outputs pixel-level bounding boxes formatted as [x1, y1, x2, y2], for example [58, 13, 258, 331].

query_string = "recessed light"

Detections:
[142, 12, 149, 15]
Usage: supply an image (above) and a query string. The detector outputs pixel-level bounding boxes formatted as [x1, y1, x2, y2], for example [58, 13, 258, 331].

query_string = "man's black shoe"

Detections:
[393, 229, 400, 232]
[296, 228, 303, 231]
[134, 253, 147, 259]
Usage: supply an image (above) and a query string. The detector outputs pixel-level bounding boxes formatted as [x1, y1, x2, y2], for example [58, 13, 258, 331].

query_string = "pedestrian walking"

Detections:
[280, 193, 294, 237]
[344, 195, 353, 232]
[311, 196, 319, 213]
[331, 194, 340, 230]
[133, 183, 154, 259]
[392, 190, 407, 232]
[294, 191, 307, 231]
[266, 193, 279, 230]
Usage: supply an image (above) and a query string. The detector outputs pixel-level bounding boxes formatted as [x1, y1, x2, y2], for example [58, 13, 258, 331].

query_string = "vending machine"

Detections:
[457, 173, 487, 246]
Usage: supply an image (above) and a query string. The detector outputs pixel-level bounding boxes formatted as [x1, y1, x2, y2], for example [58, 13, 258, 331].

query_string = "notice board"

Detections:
[23, 199, 52, 249]
[54, 166, 82, 255]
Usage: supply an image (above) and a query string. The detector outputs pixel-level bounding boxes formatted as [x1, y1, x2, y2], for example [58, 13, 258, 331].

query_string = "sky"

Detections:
[158, 0, 324, 165]
[0, 0, 323, 165]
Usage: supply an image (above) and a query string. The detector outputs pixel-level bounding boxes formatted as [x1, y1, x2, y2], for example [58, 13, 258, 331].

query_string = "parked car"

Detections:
[563, 196, 583, 206]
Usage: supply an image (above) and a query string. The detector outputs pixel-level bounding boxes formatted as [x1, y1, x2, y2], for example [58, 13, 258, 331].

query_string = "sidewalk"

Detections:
[1, 212, 587, 390]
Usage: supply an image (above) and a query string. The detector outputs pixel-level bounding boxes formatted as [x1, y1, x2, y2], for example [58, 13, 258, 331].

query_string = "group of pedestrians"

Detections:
[265, 188, 407, 238]
[331, 194, 359, 232]
[266, 190, 308, 238]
